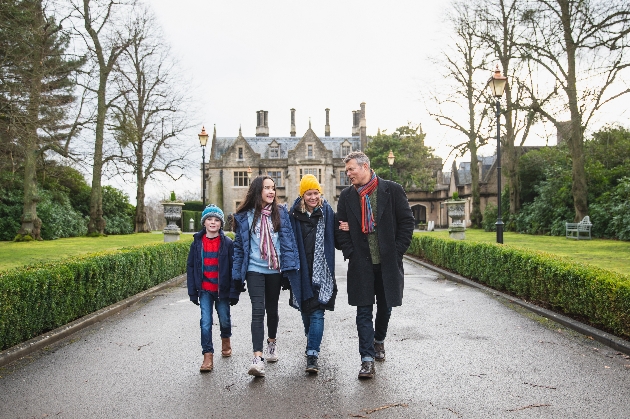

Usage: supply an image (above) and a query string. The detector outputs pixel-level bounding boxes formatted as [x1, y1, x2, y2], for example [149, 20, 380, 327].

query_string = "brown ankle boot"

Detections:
[221, 337, 232, 357]
[200, 353, 213, 372]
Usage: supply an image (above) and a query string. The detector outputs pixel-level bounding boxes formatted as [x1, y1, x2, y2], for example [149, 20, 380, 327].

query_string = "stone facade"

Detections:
[203, 104, 368, 214]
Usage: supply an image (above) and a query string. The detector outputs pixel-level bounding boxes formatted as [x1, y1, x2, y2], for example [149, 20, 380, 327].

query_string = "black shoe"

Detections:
[374, 341, 385, 361]
[305, 355, 319, 374]
[358, 361, 375, 379]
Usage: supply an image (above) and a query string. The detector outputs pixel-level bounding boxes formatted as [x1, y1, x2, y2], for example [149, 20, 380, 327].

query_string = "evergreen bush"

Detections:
[407, 234, 630, 340]
[0, 241, 189, 351]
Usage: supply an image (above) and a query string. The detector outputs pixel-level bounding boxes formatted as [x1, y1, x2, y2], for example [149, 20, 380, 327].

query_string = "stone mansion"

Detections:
[203, 103, 369, 214]
[202, 102, 504, 228]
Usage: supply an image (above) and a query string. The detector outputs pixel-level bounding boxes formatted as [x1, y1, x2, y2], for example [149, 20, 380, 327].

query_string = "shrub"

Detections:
[0, 241, 190, 351]
[408, 234, 630, 340]
[38, 190, 87, 239]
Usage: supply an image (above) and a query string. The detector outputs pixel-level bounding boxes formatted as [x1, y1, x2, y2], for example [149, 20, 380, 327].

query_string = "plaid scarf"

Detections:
[312, 212, 334, 304]
[356, 171, 378, 234]
[259, 205, 279, 270]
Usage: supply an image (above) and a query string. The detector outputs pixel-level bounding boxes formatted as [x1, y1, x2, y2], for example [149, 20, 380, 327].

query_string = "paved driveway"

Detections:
[1, 250, 629, 418]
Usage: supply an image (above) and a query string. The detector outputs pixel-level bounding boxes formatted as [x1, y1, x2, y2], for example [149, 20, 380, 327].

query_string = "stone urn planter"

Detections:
[445, 199, 466, 240]
[162, 201, 185, 242]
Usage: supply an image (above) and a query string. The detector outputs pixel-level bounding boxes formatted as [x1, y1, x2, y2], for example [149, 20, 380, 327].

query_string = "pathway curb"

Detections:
[404, 255, 630, 356]
[0, 274, 186, 369]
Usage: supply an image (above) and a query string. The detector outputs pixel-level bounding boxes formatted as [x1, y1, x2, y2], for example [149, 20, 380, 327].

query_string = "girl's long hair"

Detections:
[235, 175, 281, 231]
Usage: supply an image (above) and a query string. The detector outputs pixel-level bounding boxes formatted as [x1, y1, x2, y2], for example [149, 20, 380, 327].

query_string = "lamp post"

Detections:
[387, 150, 395, 180]
[487, 64, 507, 244]
[247, 166, 252, 185]
[198, 126, 209, 208]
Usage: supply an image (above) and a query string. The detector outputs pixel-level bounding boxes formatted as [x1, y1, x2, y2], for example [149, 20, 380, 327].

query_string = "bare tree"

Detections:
[72, 0, 134, 235]
[429, 1, 490, 227]
[519, 0, 630, 221]
[109, 8, 191, 233]
[476, 0, 537, 216]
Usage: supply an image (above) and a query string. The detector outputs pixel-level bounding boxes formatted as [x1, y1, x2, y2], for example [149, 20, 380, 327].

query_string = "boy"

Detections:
[187, 204, 241, 372]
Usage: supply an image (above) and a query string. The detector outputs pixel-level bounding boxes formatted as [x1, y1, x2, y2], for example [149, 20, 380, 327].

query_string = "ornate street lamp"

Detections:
[387, 150, 395, 180]
[198, 126, 209, 207]
[487, 64, 507, 244]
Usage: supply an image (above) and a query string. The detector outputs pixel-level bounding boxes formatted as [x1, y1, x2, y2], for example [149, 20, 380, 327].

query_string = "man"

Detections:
[335, 151, 415, 379]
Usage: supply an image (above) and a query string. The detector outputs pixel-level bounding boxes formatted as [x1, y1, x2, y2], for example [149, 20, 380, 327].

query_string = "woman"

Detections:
[288, 174, 344, 374]
[232, 175, 299, 377]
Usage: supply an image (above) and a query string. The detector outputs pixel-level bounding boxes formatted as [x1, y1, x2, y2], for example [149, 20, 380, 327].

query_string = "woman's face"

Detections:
[261, 178, 276, 205]
[303, 189, 320, 212]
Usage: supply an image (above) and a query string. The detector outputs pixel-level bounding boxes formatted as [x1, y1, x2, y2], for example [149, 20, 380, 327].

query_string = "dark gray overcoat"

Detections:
[335, 177, 415, 307]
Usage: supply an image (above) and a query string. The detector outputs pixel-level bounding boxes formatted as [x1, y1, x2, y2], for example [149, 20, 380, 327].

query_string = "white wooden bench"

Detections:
[565, 216, 592, 240]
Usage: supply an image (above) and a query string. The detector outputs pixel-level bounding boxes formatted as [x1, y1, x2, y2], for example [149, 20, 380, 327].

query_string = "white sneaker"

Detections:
[266, 340, 278, 362]
[248, 356, 265, 377]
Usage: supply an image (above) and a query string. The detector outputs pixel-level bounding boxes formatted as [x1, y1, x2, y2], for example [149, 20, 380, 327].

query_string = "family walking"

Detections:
[186, 151, 414, 379]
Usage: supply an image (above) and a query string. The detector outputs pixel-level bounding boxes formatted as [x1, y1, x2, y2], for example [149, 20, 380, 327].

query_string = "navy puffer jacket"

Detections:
[187, 229, 241, 302]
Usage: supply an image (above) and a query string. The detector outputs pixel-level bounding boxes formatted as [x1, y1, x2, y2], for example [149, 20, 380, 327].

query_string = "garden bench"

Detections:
[565, 216, 592, 240]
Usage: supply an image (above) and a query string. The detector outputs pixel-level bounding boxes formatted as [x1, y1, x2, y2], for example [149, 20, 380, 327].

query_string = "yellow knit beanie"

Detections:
[299, 174, 322, 196]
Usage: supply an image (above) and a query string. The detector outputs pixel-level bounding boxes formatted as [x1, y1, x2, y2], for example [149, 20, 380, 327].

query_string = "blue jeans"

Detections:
[200, 290, 231, 355]
[356, 264, 392, 361]
[301, 309, 325, 357]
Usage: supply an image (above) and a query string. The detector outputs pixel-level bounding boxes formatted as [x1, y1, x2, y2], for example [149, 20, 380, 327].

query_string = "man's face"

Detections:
[345, 159, 371, 187]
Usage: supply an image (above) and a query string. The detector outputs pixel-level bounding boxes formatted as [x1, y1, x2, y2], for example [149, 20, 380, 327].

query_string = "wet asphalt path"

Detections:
[1, 250, 629, 418]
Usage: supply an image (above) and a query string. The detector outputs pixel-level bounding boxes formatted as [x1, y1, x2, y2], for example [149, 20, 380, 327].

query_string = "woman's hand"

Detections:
[338, 221, 349, 231]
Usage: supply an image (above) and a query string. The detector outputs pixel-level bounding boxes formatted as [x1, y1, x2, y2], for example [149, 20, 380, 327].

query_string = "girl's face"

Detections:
[261, 178, 276, 205]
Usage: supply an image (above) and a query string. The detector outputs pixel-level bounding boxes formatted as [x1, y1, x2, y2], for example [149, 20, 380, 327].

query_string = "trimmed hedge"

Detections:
[408, 234, 630, 340]
[0, 241, 190, 351]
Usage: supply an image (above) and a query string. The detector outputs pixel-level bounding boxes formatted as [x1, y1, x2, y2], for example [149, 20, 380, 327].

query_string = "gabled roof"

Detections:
[212, 135, 362, 160]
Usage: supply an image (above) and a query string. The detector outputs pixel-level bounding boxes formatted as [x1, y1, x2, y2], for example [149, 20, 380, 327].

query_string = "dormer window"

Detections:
[342, 144, 351, 157]
[270, 146, 279, 158]
[238, 147, 243, 160]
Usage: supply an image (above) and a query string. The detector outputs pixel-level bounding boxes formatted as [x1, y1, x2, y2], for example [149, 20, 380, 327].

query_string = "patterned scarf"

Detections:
[259, 205, 279, 270]
[312, 213, 334, 304]
[356, 171, 378, 234]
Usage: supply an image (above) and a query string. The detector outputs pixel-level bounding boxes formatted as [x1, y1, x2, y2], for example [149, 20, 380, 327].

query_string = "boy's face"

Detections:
[204, 216, 221, 234]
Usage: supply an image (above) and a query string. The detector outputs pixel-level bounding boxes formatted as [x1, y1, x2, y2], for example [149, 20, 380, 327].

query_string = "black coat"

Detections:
[335, 178, 415, 307]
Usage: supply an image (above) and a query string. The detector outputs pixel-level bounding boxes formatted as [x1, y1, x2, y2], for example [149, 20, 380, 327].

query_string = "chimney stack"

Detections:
[325, 108, 330, 137]
[352, 111, 359, 136]
[360, 102, 367, 151]
[256, 110, 269, 137]
[290, 108, 296, 137]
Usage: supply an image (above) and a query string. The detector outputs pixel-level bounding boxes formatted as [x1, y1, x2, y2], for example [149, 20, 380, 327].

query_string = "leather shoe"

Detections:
[200, 353, 213, 372]
[358, 360, 375, 379]
[374, 341, 385, 361]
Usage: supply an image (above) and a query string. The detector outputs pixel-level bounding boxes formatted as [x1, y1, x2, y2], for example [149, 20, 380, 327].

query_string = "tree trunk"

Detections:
[559, 0, 588, 221]
[17, 1, 43, 241]
[469, 141, 482, 227]
[87, 80, 106, 234]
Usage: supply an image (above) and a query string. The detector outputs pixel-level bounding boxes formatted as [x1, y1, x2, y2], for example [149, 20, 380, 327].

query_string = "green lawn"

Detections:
[0, 233, 194, 272]
[419, 229, 630, 276]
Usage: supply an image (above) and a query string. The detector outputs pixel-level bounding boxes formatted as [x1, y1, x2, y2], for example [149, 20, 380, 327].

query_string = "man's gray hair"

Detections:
[344, 151, 370, 168]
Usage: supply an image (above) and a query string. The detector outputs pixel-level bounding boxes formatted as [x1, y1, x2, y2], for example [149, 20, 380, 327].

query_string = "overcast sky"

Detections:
[118, 0, 629, 202]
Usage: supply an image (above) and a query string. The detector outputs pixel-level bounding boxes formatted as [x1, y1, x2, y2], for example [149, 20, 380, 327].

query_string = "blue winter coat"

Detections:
[232, 205, 300, 284]
[187, 229, 241, 302]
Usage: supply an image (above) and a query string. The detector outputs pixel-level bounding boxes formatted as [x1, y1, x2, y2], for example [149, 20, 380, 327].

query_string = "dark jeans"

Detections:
[246, 271, 282, 353]
[356, 264, 392, 361]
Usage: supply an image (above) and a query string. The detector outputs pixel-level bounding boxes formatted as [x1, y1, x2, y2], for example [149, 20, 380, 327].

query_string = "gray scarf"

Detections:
[312, 214, 333, 304]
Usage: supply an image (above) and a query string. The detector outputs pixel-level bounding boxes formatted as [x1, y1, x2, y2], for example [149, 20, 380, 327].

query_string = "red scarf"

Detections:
[356, 171, 378, 233]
